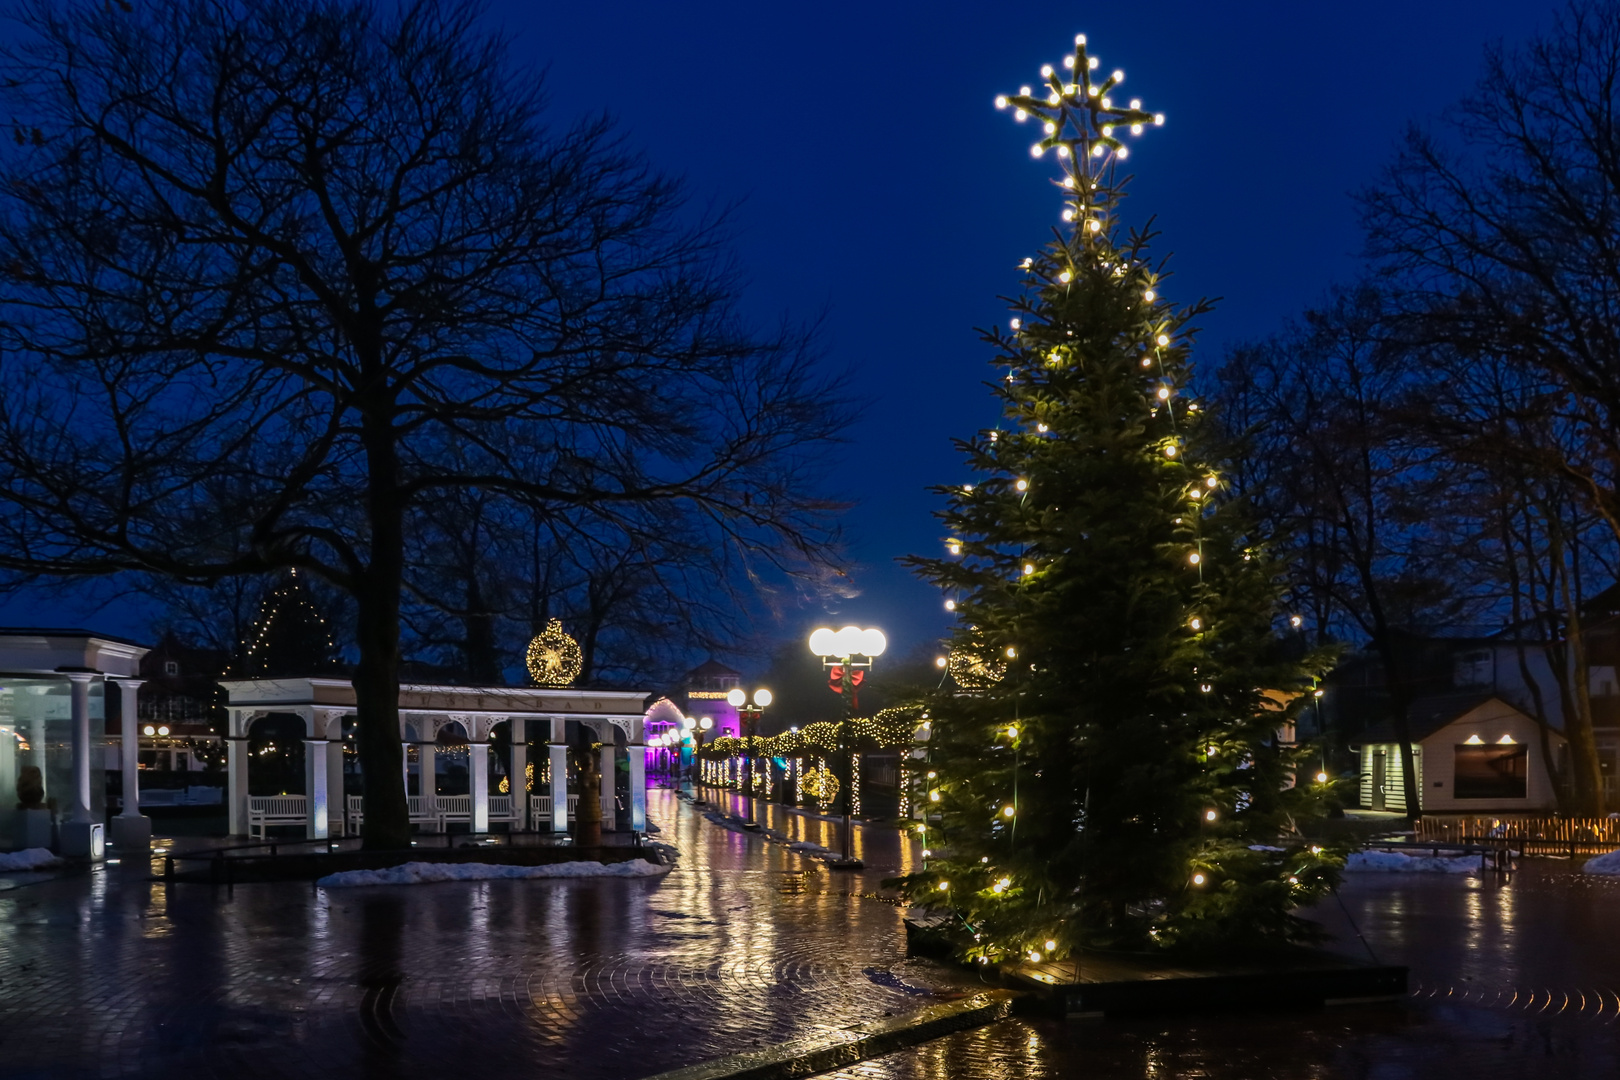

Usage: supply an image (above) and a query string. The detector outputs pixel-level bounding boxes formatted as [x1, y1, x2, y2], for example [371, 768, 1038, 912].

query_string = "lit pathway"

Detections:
[0, 789, 975, 1080]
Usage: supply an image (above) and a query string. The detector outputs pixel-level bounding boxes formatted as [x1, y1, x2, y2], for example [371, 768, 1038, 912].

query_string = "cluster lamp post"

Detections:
[807, 625, 886, 870]
[727, 687, 772, 828]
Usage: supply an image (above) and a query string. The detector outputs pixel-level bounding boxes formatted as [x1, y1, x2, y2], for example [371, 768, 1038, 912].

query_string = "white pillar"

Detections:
[59, 672, 104, 859]
[598, 739, 615, 832]
[117, 680, 145, 819]
[420, 741, 436, 826]
[67, 673, 94, 824]
[510, 717, 528, 831]
[629, 740, 647, 833]
[470, 739, 490, 834]
[549, 717, 568, 834]
[326, 739, 345, 837]
[303, 737, 329, 840]
[228, 710, 249, 836]
[109, 679, 152, 850]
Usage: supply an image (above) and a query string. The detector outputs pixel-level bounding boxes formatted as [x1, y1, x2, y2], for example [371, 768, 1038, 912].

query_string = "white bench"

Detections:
[247, 795, 308, 840]
[346, 794, 445, 833]
[528, 794, 618, 831]
[489, 794, 523, 825]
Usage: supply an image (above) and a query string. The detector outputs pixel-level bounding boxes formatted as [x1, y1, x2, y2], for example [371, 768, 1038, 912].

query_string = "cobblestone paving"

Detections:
[821, 863, 1620, 1080]
[0, 789, 974, 1080]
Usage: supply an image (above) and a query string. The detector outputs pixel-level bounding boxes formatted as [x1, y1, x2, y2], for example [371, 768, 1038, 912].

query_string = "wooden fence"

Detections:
[1415, 815, 1620, 857]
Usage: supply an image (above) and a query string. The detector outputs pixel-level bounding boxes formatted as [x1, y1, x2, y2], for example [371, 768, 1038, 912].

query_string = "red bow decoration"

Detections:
[829, 666, 864, 707]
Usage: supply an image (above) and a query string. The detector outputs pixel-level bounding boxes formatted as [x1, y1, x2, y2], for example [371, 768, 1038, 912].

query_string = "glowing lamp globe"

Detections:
[753, 689, 773, 707]
[808, 627, 837, 656]
[832, 625, 864, 656]
[859, 628, 887, 657]
[681, 716, 696, 731]
[698, 716, 713, 731]
[726, 688, 746, 707]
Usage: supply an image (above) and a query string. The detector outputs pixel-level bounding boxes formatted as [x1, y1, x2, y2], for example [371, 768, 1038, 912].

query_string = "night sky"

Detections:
[4, 1, 1567, 668]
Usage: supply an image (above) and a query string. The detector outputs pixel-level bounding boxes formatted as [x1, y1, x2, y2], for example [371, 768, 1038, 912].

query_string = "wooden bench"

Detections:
[247, 795, 308, 840]
[346, 794, 445, 833]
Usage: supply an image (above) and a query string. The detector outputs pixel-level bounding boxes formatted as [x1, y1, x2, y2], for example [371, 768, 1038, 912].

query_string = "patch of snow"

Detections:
[0, 848, 61, 871]
[317, 859, 670, 888]
[1582, 849, 1620, 875]
[1345, 849, 1479, 874]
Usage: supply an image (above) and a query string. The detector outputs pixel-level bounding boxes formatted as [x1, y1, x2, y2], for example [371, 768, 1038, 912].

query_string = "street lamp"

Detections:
[727, 687, 773, 829]
[692, 716, 714, 805]
[808, 625, 886, 869]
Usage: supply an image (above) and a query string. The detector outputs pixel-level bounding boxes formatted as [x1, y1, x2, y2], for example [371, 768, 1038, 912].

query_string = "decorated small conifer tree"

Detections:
[241, 569, 341, 678]
[898, 33, 1339, 960]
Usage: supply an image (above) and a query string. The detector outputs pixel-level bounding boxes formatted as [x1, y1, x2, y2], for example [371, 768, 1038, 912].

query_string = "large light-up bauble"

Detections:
[753, 688, 773, 707]
[808, 627, 837, 656]
[726, 688, 746, 707]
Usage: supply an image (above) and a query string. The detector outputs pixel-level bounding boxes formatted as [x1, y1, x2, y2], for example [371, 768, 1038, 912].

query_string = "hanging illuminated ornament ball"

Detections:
[525, 619, 583, 687]
[948, 635, 1007, 691]
[801, 766, 841, 805]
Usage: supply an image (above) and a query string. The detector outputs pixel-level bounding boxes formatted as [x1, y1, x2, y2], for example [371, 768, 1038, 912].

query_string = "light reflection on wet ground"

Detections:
[823, 860, 1620, 1080]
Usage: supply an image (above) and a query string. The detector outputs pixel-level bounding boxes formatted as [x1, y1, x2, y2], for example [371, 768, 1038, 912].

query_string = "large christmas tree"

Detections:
[900, 33, 1338, 959]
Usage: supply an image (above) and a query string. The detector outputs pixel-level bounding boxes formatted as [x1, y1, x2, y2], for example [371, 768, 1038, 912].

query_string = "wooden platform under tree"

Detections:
[904, 912, 1407, 1017]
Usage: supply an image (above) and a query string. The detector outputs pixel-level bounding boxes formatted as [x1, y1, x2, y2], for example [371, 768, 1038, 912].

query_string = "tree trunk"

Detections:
[356, 403, 412, 850]
[1560, 565, 1605, 815]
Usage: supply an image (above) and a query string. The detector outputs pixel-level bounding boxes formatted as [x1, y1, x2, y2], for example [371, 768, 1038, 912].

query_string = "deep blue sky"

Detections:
[488, 0, 1564, 661]
[5, 1, 1567, 669]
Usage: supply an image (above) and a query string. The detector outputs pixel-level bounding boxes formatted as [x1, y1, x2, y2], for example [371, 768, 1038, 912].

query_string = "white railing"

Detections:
[247, 795, 307, 840]
[489, 795, 523, 823]
[436, 795, 470, 824]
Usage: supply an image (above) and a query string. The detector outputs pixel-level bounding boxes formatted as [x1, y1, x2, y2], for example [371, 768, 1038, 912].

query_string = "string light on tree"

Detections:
[898, 29, 1341, 965]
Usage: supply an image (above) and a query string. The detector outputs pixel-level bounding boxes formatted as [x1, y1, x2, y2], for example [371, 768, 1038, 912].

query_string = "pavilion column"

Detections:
[509, 717, 528, 831]
[59, 672, 103, 859]
[228, 710, 250, 836]
[470, 735, 490, 834]
[549, 717, 568, 835]
[110, 678, 151, 850]
[419, 739, 437, 829]
[323, 713, 346, 837]
[302, 710, 329, 840]
[629, 740, 647, 833]
[598, 739, 616, 832]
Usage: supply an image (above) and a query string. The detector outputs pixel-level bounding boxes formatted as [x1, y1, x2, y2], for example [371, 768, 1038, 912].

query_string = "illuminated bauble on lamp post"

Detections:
[807, 625, 885, 869]
[525, 619, 583, 687]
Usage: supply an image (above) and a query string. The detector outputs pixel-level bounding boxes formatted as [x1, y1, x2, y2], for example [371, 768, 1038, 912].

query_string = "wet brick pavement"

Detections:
[0, 789, 974, 1080]
[817, 855, 1620, 1079]
[7, 788, 1620, 1079]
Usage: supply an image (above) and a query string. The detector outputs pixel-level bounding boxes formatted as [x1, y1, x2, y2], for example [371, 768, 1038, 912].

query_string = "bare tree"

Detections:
[0, 0, 845, 846]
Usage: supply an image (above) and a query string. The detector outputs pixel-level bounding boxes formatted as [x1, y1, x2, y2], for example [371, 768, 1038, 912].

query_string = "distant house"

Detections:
[680, 659, 743, 737]
[1351, 694, 1565, 814]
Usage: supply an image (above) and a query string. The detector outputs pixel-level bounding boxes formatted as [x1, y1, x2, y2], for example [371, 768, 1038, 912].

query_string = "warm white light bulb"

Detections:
[1064, 55, 1075, 68]
[1143, 289, 1156, 302]
[1092, 144, 1105, 157]
[1003, 805, 1016, 818]
[1188, 488, 1201, 500]
[1112, 69, 1124, 83]
[1058, 270, 1072, 283]
[1156, 386, 1170, 400]
[1056, 144, 1070, 157]
[1044, 121, 1057, 134]
[1206, 476, 1218, 488]
[1089, 85, 1100, 97]
[1188, 551, 1200, 564]
[1116, 146, 1129, 160]
[1130, 98, 1141, 109]
[1015, 109, 1027, 122]
[1156, 333, 1170, 347]
[1193, 873, 1206, 885]
[1088, 219, 1102, 233]
[1015, 478, 1029, 491]
[945, 599, 956, 611]
[1190, 617, 1202, 630]
[1031, 144, 1044, 158]
[995, 95, 1008, 109]
[1076, 33, 1086, 44]
[1088, 56, 1099, 70]
[1062, 176, 1075, 188]
[1022, 562, 1034, 575]
[1041, 64, 1054, 77]
[1047, 92, 1060, 105]
[1165, 444, 1177, 457]
[1131, 124, 1144, 135]
[1036, 422, 1048, 432]
[1154, 113, 1165, 125]
[1205, 809, 1217, 821]
[964, 483, 974, 492]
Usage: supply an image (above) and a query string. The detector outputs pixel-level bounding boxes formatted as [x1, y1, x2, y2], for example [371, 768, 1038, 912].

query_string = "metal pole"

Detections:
[841, 654, 855, 864]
